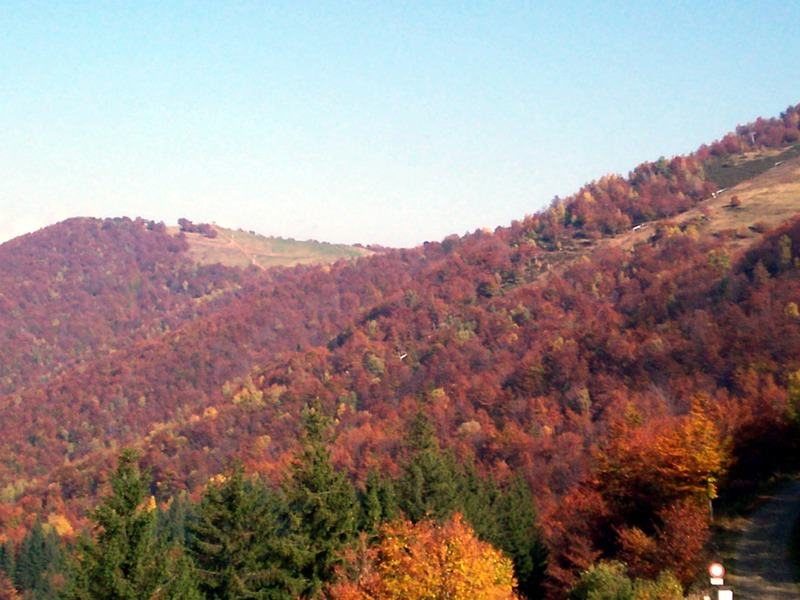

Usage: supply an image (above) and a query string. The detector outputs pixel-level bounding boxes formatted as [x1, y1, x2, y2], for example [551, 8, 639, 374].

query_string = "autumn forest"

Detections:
[2, 104, 800, 598]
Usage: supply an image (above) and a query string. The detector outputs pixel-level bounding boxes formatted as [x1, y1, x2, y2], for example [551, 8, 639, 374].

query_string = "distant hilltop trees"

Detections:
[178, 217, 218, 239]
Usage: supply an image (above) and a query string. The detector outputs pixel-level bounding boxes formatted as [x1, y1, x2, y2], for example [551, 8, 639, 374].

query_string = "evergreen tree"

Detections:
[493, 474, 549, 600]
[457, 462, 501, 542]
[399, 416, 549, 600]
[357, 472, 383, 537]
[13, 518, 64, 599]
[397, 410, 460, 522]
[189, 464, 291, 599]
[159, 549, 204, 600]
[283, 400, 357, 597]
[157, 491, 193, 547]
[358, 470, 399, 535]
[65, 449, 199, 599]
[13, 519, 46, 592]
[0, 541, 12, 584]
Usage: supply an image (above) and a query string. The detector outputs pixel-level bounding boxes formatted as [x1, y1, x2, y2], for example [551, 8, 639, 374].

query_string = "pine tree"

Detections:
[159, 548, 204, 600]
[283, 400, 357, 597]
[494, 474, 549, 600]
[13, 518, 64, 599]
[13, 519, 46, 593]
[358, 470, 399, 535]
[65, 449, 199, 599]
[397, 410, 460, 522]
[0, 542, 12, 585]
[358, 471, 384, 536]
[157, 491, 193, 547]
[189, 464, 290, 599]
[457, 462, 501, 541]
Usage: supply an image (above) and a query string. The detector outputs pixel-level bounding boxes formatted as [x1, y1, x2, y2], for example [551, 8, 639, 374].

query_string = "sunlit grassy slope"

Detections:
[606, 153, 800, 254]
[168, 225, 374, 269]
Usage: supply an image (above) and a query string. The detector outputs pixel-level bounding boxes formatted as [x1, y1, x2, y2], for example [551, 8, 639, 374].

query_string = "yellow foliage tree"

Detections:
[597, 397, 730, 511]
[654, 396, 730, 503]
[331, 513, 518, 600]
[787, 368, 800, 421]
[47, 512, 74, 537]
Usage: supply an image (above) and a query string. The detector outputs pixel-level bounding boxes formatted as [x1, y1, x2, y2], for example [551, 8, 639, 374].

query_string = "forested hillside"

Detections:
[1, 104, 800, 598]
[0, 217, 248, 396]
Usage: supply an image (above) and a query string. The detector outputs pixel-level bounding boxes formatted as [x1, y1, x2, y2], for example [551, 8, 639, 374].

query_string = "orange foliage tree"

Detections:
[594, 396, 730, 584]
[597, 396, 729, 520]
[331, 513, 518, 599]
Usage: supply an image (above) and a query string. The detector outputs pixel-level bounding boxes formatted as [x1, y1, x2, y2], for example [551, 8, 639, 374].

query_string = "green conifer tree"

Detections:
[157, 491, 193, 547]
[14, 518, 64, 599]
[0, 541, 13, 583]
[358, 471, 384, 536]
[397, 410, 460, 522]
[65, 449, 199, 599]
[457, 462, 501, 541]
[358, 470, 399, 535]
[494, 474, 549, 600]
[13, 521, 45, 593]
[283, 400, 357, 597]
[189, 464, 291, 599]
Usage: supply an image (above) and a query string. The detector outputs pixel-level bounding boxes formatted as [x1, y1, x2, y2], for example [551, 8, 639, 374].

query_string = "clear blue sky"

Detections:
[1, 2, 798, 247]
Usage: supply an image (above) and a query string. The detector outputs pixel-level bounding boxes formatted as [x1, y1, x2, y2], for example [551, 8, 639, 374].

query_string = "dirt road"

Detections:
[730, 479, 800, 599]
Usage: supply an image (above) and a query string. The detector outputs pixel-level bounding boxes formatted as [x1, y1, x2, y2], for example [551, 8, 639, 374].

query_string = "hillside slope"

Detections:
[603, 152, 800, 253]
[0, 217, 248, 397]
[1, 103, 800, 597]
[173, 223, 373, 269]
